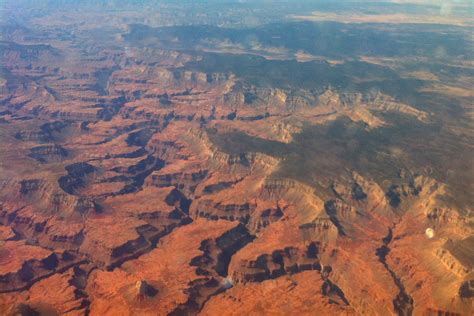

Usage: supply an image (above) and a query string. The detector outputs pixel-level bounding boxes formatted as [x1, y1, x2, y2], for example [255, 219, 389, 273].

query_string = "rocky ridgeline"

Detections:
[247, 204, 284, 233]
[189, 127, 280, 168]
[435, 246, 471, 277]
[230, 243, 322, 283]
[0, 245, 85, 293]
[171, 224, 254, 314]
[147, 169, 209, 195]
[28, 144, 69, 163]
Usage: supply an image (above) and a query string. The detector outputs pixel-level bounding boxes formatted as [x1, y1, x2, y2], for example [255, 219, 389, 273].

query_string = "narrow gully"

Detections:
[376, 227, 414, 316]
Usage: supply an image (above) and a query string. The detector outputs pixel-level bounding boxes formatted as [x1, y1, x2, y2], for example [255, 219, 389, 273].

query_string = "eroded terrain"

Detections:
[0, 1, 473, 315]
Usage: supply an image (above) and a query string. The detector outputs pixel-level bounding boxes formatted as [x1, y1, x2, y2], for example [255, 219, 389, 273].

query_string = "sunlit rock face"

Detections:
[0, 0, 473, 315]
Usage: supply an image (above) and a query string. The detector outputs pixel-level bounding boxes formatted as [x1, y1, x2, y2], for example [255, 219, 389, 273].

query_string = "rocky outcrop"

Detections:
[230, 242, 322, 283]
[147, 168, 208, 195]
[193, 200, 255, 223]
[14, 130, 52, 142]
[19, 179, 50, 197]
[135, 280, 158, 300]
[58, 162, 97, 195]
[247, 204, 284, 233]
[426, 207, 462, 228]
[299, 218, 339, 244]
[28, 144, 69, 163]
[0, 241, 83, 293]
[171, 224, 254, 314]
[115, 155, 165, 195]
[85, 219, 240, 315]
[317, 88, 429, 123]
[459, 279, 474, 298]
[436, 238, 473, 277]
[200, 271, 355, 315]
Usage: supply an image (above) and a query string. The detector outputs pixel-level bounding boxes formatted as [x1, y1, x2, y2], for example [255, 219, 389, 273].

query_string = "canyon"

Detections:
[0, 1, 473, 315]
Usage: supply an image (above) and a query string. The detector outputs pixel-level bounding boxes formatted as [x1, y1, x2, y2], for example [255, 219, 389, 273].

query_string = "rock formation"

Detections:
[0, 2, 472, 315]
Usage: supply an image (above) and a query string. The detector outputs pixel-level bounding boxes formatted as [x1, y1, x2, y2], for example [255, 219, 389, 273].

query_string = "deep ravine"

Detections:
[376, 227, 414, 316]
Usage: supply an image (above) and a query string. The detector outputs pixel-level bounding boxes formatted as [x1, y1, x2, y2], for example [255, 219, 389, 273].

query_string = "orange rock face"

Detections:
[200, 271, 354, 316]
[0, 241, 52, 277]
[87, 219, 241, 315]
[0, 1, 473, 315]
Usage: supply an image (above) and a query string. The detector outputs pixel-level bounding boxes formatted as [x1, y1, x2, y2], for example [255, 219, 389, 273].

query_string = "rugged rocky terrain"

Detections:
[0, 1, 473, 315]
